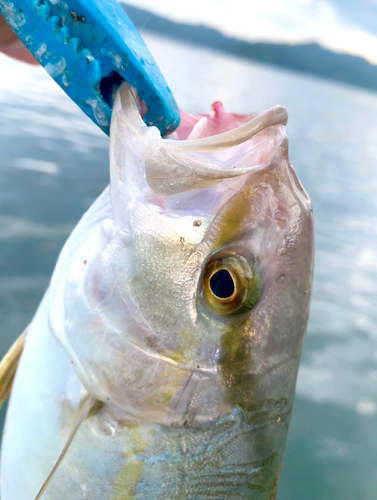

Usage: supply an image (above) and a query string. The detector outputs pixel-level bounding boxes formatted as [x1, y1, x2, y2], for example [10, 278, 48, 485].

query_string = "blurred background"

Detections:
[1, 1, 377, 498]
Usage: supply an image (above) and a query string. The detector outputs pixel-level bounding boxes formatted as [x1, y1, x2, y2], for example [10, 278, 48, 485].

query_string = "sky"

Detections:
[125, 0, 377, 65]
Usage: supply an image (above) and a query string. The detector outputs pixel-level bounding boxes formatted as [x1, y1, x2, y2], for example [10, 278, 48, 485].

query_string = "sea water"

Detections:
[0, 32, 377, 500]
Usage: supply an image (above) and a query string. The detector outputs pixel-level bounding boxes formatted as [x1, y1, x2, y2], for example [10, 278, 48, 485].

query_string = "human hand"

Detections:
[0, 13, 18, 45]
[0, 13, 38, 64]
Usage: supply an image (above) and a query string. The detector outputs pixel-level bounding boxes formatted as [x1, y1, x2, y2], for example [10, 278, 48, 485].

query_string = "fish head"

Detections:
[49, 84, 314, 428]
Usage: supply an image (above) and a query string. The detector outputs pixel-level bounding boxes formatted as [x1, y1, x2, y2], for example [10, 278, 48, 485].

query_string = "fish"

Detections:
[0, 82, 314, 499]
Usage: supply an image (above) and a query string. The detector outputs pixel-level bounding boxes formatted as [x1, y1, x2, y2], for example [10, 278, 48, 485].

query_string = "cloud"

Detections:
[325, 0, 377, 35]
[126, 0, 377, 64]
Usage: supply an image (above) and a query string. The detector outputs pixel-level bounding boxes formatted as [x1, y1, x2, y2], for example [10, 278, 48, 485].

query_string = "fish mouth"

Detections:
[111, 83, 289, 200]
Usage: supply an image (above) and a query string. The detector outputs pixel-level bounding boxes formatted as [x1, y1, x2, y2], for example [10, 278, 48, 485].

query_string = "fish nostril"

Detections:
[210, 270, 235, 299]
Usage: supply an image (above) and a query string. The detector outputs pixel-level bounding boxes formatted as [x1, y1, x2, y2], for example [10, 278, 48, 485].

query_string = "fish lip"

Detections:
[287, 161, 312, 210]
[161, 105, 288, 153]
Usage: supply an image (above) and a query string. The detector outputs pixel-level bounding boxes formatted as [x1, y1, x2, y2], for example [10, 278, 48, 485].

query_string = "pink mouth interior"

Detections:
[176, 102, 258, 140]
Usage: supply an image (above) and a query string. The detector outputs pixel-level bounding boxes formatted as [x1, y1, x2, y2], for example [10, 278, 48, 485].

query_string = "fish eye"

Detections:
[210, 269, 235, 299]
[202, 255, 262, 316]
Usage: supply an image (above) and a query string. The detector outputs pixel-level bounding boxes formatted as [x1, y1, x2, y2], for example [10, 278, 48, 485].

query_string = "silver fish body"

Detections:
[1, 84, 314, 499]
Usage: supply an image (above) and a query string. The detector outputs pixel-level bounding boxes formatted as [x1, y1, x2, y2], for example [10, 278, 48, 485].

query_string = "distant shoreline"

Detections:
[122, 2, 377, 94]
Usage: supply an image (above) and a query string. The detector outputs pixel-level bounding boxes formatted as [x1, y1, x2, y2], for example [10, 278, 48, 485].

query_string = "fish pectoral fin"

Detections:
[0, 327, 28, 408]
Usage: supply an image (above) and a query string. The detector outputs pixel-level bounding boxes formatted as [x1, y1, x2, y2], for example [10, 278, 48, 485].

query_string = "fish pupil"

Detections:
[210, 270, 235, 299]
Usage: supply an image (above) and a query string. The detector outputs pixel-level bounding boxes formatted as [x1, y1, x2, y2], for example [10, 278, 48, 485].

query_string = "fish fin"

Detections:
[34, 394, 97, 500]
[0, 327, 28, 408]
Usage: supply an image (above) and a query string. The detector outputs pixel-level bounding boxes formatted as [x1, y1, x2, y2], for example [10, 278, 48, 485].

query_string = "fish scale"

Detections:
[124, 405, 282, 499]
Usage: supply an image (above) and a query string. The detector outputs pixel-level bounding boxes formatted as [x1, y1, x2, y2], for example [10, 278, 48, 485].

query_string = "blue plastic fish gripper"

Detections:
[0, 0, 180, 136]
